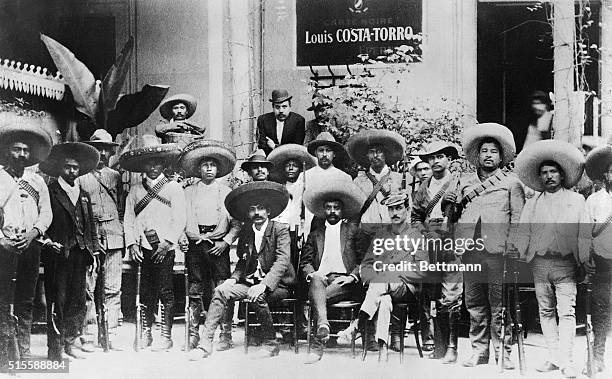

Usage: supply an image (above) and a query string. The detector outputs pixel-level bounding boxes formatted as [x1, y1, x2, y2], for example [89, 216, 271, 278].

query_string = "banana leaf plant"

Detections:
[40, 34, 169, 138]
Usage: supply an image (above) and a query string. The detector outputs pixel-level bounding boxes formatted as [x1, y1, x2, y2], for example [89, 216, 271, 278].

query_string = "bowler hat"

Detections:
[269, 89, 292, 104]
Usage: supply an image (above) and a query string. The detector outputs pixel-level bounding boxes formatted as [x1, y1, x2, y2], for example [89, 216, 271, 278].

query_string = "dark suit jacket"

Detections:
[47, 180, 101, 260]
[230, 220, 296, 291]
[300, 221, 365, 279]
[257, 112, 306, 154]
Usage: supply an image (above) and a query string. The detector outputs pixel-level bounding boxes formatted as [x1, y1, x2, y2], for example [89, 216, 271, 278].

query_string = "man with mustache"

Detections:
[155, 94, 206, 143]
[444, 123, 524, 368]
[241, 150, 273, 182]
[300, 176, 367, 364]
[347, 130, 405, 224]
[510, 140, 586, 379]
[411, 140, 462, 361]
[257, 89, 306, 155]
[188, 181, 294, 360]
[40, 142, 102, 361]
[121, 137, 186, 351]
[78, 130, 125, 351]
[0, 124, 52, 371]
[179, 140, 240, 351]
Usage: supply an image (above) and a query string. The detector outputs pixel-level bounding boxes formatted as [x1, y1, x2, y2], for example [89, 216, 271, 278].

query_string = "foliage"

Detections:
[0, 99, 49, 119]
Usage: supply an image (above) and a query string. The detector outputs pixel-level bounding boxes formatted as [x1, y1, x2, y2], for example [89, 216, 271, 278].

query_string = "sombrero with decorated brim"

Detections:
[0, 122, 53, 167]
[159, 93, 197, 120]
[585, 144, 612, 180]
[224, 180, 290, 222]
[303, 176, 366, 219]
[515, 139, 585, 192]
[346, 129, 406, 168]
[462, 123, 516, 167]
[418, 140, 460, 161]
[306, 132, 349, 168]
[119, 137, 181, 173]
[267, 144, 316, 182]
[39, 142, 100, 177]
[179, 139, 236, 178]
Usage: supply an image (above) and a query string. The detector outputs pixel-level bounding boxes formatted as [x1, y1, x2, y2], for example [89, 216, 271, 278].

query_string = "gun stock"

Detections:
[184, 267, 190, 352]
[97, 255, 110, 352]
[512, 257, 526, 375]
[585, 274, 595, 377]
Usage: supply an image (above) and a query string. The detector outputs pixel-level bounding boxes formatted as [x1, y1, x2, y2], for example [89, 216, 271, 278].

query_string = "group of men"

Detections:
[0, 88, 611, 379]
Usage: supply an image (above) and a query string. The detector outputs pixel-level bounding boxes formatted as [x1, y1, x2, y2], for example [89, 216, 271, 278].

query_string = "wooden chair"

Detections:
[307, 300, 361, 358]
[243, 296, 301, 354]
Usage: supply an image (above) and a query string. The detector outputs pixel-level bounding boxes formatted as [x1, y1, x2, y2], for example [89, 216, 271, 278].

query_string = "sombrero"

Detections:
[462, 123, 515, 167]
[119, 135, 181, 173]
[515, 139, 585, 192]
[303, 176, 366, 219]
[0, 122, 53, 167]
[159, 93, 197, 120]
[240, 150, 274, 171]
[306, 131, 349, 168]
[224, 180, 290, 222]
[179, 139, 236, 178]
[267, 144, 316, 182]
[381, 191, 409, 207]
[85, 129, 119, 148]
[346, 129, 406, 168]
[39, 142, 100, 177]
[585, 144, 612, 180]
[419, 140, 460, 161]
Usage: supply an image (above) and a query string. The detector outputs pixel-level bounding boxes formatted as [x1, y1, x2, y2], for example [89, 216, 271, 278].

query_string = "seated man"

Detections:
[188, 181, 295, 360]
[301, 176, 367, 364]
[356, 191, 429, 351]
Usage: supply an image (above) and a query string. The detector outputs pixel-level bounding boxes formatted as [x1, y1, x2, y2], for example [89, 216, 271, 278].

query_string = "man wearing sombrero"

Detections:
[40, 142, 103, 360]
[300, 176, 367, 364]
[257, 89, 305, 155]
[78, 129, 125, 351]
[410, 140, 461, 360]
[121, 138, 186, 351]
[179, 139, 241, 351]
[446, 123, 525, 368]
[347, 129, 405, 224]
[0, 123, 52, 369]
[241, 150, 273, 182]
[511, 140, 586, 378]
[578, 144, 612, 374]
[155, 93, 205, 143]
[188, 181, 295, 360]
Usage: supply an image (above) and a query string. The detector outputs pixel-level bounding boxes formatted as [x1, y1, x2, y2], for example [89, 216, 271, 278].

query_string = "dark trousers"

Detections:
[0, 244, 41, 367]
[44, 247, 89, 357]
[309, 273, 363, 329]
[592, 255, 612, 361]
[186, 241, 230, 308]
[140, 247, 175, 326]
[463, 252, 512, 357]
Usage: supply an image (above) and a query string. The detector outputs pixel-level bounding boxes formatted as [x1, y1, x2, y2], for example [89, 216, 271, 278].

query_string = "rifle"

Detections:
[184, 266, 190, 352]
[96, 253, 110, 352]
[498, 254, 509, 373]
[7, 250, 20, 373]
[511, 256, 526, 375]
[134, 238, 144, 352]
[585, 270, 595, 377]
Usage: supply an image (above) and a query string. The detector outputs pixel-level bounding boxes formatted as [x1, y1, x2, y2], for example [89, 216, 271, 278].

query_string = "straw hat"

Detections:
[418, 140, 460, 161]
[585, 144, 612, 180]
[346, 129, 406, 168]
[306, 131, 349, 168]
[85, 129, 119, 148]
[119, 135, 181, 173]
[462, 123, 516, 167]
[0, 122, 53, 167]
[515, 139, 585, 192]
[381, 191, 409, 207]
[159, 93, 197, 120]
[303, 176, 366, 219]
[224, 181, 290, 222]
[39, 142, 100, 177]
[267, 144, 316, 182]
[179, 139, 236, 178]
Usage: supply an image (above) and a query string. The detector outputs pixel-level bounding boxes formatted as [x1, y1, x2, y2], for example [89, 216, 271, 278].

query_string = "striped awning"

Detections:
[0, 59, 65, 100]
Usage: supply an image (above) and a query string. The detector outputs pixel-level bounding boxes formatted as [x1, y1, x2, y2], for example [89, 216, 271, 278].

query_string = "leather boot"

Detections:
[442, 311, 458, 364]
[187, 298, 201, 350]
[217, 302, 234, 351]
[152, 303, 173, 351]
[142, 308, 154, 348]
[428, 312, 449, 359]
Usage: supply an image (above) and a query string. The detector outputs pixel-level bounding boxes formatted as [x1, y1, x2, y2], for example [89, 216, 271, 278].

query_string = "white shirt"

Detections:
[427, 171, 451, 219]
[252, 218, 269, 253]
[318, 221, 346, 275]
[276, 119, 285, 143]
[274, 173, 304, 231]
[579, 189, 612, 261]
[58, 176, 80, 205]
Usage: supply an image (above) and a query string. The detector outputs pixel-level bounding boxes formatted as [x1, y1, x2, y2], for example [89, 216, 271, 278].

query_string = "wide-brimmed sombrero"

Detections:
[585, 144, 612, 180]
[179, 139, 236, 178]
[306, 131, 349, 168]
[462, 123, 516, 167]
[346, 129, 406, 168]
[303, 176, 366, 219]
[225, 180, 290, 222]
[159, 93, 197, 120]
[515, 139, 585, 192]
[85, 129, 119, 148]
[0, 122, 53, 167]
[267, 144, 316, 182]
[39, 142, 100, 177]
[419, 140, 460, 161]
[119, 136, 181, 173]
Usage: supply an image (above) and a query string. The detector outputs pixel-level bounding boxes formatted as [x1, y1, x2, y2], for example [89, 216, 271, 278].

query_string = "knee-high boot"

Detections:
[188, 298, 202, 349]
[152, 303, 173, 351]
[429, 312, 449, 359]
[442, 311, 459, 364]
